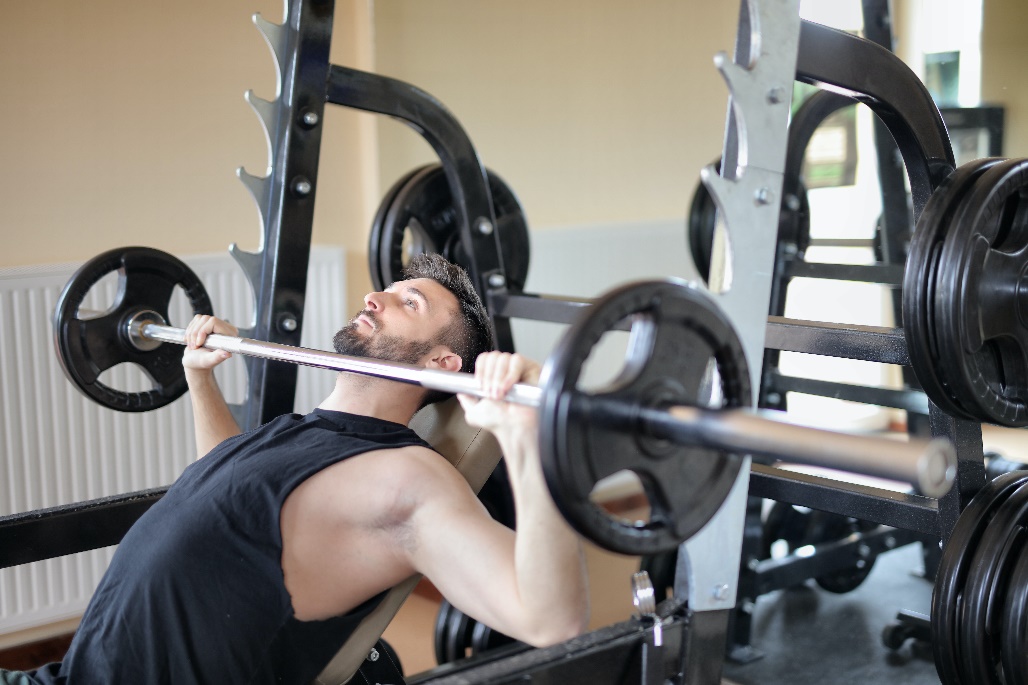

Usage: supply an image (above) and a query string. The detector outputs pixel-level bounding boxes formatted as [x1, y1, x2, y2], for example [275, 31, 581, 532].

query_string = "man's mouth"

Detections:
[355, 311, 377, 330]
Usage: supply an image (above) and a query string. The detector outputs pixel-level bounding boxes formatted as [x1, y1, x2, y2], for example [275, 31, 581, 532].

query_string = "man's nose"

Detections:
[363, 291, 383, 310]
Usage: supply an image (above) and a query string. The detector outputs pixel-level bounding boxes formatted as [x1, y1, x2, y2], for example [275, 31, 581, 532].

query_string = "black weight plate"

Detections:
[759, 504, 875, 593]
[687, 159, 720, 283]
[470, 619, 516, 656]
[902, 158, 1003, 420]
[369, 164, 530, 292]
[687, 158, 810, 284]
[809, 512, 878, 594]
[639, 549, 678, 602]
[368, 166, 433, 291]
[539, 280, 751, 556]
[53, 246, 213, 412]
[956, 478, 1028, 684]
[935, 157, 1028, 427]
[778, 177, 812, 257]
[931, 471, 1028, 685]
[432, 599, 454, 665]
[444, 603, 475, 664]
[1001, 541, 1028, 684]
[760, 501, 810, 559]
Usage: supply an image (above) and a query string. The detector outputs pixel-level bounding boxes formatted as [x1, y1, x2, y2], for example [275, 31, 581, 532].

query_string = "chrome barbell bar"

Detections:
[125, 311, 956, 497]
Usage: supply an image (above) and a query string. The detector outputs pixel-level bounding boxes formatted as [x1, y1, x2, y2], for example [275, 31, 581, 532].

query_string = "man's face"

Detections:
[333, 277, 460, 366]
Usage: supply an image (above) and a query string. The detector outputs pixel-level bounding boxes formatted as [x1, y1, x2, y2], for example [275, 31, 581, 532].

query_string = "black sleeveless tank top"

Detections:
[44, 409, 432, 685]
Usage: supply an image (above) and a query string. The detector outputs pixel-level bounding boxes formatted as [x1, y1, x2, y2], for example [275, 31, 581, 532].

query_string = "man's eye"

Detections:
[405, 298, 417, 309]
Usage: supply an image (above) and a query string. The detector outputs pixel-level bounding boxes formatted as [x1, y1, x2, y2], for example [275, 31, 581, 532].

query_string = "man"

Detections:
[25, 254, 589, 684]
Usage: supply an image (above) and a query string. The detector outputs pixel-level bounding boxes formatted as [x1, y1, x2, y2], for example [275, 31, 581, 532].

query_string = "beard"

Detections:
[333, 310, 435, 365]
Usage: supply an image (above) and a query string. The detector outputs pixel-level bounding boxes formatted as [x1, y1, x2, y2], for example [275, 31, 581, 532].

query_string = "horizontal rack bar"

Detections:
[765, 317, 909, 365]
[807, 238, 877, 248]
[488, 292, 594, 326]
[749, 463, 939, 536]
[767, 371, 928, 414]
[784, 261, 904, 286]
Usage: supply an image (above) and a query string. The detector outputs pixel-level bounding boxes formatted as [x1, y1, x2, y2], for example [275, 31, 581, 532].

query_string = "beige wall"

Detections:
[1, 1, 737, 316]
[0, 1, 376, 284]
[981, 0, 1028, 156]
[371, 1, 736, 229]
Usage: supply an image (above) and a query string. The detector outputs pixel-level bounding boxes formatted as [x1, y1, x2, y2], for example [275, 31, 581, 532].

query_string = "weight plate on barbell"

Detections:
[934, 157, 1028, 427]
[956, 477, 1028, 683]
[538, 280, 751, 556]
[368, 164, 531, 292]
[903, 158, 1003, 421]
[931, 471, 1028, 685]
[53, 246, 214, 412]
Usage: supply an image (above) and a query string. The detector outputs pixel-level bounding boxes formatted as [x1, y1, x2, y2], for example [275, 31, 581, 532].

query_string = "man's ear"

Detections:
[427, 346, 463, 373]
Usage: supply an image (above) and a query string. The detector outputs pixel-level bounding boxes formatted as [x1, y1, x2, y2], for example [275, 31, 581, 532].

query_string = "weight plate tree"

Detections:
[538, 280, 751, 555]
[53, 246, 214, 412]
[368, 164, 531, 293]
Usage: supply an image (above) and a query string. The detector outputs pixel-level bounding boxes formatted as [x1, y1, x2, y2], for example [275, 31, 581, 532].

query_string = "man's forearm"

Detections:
[186, 369, 241, 458]
[501, 429, 590, 644]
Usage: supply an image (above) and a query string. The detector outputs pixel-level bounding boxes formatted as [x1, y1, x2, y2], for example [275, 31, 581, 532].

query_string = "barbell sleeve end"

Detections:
[918, 438, 957, 499]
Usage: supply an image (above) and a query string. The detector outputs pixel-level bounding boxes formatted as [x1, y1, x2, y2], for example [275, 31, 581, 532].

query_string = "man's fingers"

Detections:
[184, 314, 237, 350]
[473, 352, 535, 400]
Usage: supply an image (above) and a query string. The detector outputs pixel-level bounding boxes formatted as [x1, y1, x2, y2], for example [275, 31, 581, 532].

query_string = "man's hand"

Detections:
[182, 315, 242, 458]
[182, 314, 238, 373]
[456, 352, 540, 438]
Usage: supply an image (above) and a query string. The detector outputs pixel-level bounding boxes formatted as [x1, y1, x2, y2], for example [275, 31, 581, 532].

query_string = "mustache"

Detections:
[352, 309, 379, 330]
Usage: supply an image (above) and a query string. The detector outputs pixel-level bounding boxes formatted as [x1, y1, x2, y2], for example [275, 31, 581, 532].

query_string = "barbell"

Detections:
[54, 247, 955, 554]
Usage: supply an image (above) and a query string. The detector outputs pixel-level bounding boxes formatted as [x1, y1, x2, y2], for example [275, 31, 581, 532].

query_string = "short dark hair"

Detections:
[402, 253, 496, 405]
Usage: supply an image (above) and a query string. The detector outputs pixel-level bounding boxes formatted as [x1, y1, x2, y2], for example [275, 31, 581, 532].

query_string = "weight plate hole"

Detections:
[77, 271, 121, 317]
[591, 470, 652, 528]
[574, 327, 635, 393]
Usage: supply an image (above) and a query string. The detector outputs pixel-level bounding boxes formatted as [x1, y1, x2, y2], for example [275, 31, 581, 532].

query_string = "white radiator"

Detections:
[0, 246, 346, 636]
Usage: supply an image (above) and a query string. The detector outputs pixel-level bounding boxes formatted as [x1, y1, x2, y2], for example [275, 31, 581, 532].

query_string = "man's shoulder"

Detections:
[356, 444, 476, 505]
[370, 443, 457, 477]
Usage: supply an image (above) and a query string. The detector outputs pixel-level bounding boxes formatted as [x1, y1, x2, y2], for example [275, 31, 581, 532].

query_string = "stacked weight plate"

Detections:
[903, 157, 1028, 427]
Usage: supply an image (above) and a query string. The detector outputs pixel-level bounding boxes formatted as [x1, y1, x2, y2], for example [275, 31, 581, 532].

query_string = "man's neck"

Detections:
[317, 373, 421, 426]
